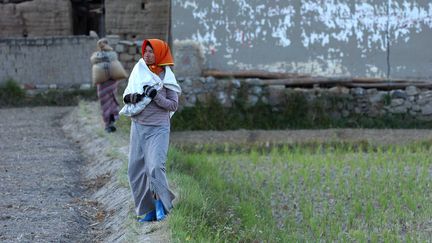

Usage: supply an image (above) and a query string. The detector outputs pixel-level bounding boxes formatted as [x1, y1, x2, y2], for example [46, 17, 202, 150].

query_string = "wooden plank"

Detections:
[345, 82, 432, 89]
[203, 69, 432, 88]
[255, 78, 432, 89]
[202, 70, 310, 79]
[252, 77, 353, 86]
[352, 77, 432, 84]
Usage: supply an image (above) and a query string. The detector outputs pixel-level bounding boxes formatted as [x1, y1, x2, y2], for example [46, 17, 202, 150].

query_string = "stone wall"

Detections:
[0, 0, 72, 38]
[177, 76, 432, 121]
[0, 36, 97, 88]
[104, 36, 142, 73]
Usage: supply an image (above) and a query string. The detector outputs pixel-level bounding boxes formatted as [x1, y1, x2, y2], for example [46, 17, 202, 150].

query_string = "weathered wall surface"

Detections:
[105, 0, 170, 40]
[0, 36, 97, 88]
[0, 0, 72, 38]
[172, 0, 432, 80]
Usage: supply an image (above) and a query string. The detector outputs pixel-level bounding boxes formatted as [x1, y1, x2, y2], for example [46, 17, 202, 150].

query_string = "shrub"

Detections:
[171, 92, 432, 130]
[0, 79, 25, 106]
[0, 79, 97, 107]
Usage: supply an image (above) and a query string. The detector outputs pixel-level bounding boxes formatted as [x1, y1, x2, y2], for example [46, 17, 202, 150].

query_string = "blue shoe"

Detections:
[137, 210, 156, 222]
[155, 200, 166, 221]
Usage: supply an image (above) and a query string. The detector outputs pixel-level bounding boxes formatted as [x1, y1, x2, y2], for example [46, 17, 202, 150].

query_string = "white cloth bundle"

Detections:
[120, 58, 181, 117]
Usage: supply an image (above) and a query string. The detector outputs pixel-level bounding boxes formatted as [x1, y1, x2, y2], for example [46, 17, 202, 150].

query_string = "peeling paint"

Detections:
[174, 1, 431, 50]
[300, 1, 432, 51]
[234, 59, 350, 77]
[173, 0, 295, 51]
[173, 1, 432, 78]
[365, 64, 387, 77]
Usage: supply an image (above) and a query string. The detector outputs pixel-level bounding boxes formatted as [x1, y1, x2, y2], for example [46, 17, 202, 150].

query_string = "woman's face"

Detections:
[143, 45, 155, 65]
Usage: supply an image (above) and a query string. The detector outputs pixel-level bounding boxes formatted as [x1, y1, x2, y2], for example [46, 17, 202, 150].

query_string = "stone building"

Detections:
[0, 0, 170, 40]
[0, 0, 72, 37]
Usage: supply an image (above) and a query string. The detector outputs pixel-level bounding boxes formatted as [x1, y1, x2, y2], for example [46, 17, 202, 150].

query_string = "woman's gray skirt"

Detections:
[128, 121, 175, 216]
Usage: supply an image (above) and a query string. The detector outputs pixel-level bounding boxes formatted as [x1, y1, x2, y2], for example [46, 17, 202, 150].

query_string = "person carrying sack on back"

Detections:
[90, 38, 128, 133]
[120, 39, 181, 222]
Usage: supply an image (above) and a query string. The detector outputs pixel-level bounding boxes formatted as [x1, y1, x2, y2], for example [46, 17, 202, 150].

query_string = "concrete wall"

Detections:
[172, 0, 432, 80]
[0, 35, 200, 89]
[0, 36, 97, 88]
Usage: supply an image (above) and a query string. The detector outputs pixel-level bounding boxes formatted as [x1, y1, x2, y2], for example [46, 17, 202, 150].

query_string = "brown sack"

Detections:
[92, 62, 110, 85]
[92, 61, 128, 85]
[109, 60, 128, 81]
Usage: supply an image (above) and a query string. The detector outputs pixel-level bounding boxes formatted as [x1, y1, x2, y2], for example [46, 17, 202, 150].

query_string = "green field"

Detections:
[81, 102, 432, 242]
[168, 144, 432, 242]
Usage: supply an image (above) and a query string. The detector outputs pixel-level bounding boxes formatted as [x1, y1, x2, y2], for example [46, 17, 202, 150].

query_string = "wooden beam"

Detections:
[248, 77, 353, 86]
[202, 70, 310, 79]
[345, 82, 432, 89]
[252, 78, 432, 89]
[203, 69, 432, 89]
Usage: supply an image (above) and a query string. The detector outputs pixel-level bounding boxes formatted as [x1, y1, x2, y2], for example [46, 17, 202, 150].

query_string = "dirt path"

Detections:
[62, 103, 170, 243]
[0, 107, 94, 242]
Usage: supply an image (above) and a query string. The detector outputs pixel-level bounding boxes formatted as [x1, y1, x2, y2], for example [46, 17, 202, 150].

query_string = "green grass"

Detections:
[74, 101, 432, 241]
[75, 101, 432, 241]
[167, 144, 432, 242]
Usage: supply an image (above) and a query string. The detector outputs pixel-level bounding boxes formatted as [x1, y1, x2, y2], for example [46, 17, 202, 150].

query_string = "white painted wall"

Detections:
[173, 0, 432, 79]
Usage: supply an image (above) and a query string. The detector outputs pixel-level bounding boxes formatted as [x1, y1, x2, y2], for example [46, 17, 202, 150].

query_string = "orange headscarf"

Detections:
[142, 39, 174, 75]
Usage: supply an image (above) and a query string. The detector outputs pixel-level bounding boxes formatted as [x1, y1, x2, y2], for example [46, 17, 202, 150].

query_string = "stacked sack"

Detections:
[90, 38, 128, 85]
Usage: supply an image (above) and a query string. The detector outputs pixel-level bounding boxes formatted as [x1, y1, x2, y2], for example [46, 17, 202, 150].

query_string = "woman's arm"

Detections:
[153, 88, 178, 112]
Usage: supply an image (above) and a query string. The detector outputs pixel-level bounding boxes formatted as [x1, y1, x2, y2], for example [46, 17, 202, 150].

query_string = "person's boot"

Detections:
[104, 125, 116, 133]
[105, 114, 117, 133]
[155, 200, 166, 221]
[137, 210, 156, 223]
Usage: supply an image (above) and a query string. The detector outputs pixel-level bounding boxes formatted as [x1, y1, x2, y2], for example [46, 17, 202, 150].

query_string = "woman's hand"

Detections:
[124, 93, 144, 104]
[143, 85, 158, 99]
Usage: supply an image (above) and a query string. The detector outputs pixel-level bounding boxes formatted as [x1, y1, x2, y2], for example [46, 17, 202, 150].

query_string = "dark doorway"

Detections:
[71, 0, 105, 37]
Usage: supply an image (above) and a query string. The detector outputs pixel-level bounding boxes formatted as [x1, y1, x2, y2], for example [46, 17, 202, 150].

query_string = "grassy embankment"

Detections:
[95, 96, 432, 242]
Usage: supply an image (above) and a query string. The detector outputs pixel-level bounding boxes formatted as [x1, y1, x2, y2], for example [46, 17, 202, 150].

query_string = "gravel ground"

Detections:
[0, 107, 94, 242]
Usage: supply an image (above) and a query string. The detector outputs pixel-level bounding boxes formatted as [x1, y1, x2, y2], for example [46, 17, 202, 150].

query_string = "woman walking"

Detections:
[120, 39, 181, 222]
[90, 38, 127, 132]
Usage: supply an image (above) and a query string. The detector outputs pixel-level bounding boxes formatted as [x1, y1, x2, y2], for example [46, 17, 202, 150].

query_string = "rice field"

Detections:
[168, 144, 432, 242]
